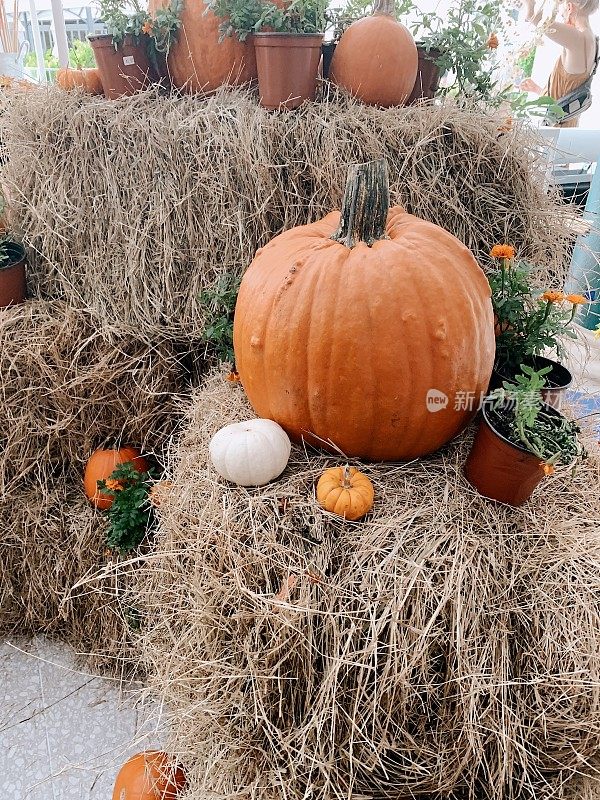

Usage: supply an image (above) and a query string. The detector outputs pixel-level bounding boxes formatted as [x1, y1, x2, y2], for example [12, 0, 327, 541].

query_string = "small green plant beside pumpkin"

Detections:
[486, 365, 584, 469]
[206, 0, 328, 41]
[200, 273, 240, 363]
[97, 461, 154, 553]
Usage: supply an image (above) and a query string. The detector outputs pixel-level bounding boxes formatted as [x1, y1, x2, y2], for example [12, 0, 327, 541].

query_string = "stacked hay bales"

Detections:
[134, 371, 600, 800]
[1, 88, 575, 341]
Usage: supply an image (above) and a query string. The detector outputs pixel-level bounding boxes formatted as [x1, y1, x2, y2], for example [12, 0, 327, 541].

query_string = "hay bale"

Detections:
[133, 370, 600, 800]
[0, 476, 135, 674]
[1, 88, 574, 341]
[0, 299, 184, 494]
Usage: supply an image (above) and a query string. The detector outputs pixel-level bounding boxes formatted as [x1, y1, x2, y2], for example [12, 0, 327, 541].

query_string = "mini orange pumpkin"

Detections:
[56, 67, 104, 95]
[317, 466, 374, 521]
[329, 0, 418, 107]
[84, 446, 149, 509]
[112, 751, 186, 800]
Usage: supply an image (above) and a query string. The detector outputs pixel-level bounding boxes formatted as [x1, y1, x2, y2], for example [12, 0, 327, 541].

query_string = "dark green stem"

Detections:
[331, 160, 390, 249]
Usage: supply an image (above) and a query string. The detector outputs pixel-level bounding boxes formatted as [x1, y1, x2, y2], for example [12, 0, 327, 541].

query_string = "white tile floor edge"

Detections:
[1, 327, 598, 800]
[0, 637, 162, 799]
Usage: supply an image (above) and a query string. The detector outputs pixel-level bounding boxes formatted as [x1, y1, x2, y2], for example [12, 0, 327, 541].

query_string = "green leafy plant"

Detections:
[200, 274, 240, 363]
[328, 0, 414, 40]
[488, 246, 584, 373]
[97, 461, 154, 554]
[487, 365, 584, 465]
[24, 48, 59, 69]
[96, 0, 182, 53]
[69, 39, 96, 67]
[206, 0, 328, 41]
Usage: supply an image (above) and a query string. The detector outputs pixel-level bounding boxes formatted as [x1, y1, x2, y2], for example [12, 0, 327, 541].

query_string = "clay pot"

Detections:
[0, 241, 26, 308]
[491, 355, 572, 411]
[464, 400, 561, 506]
[407, 45, 442, 103]
[253, 33, 324, 110]
[89, 34, 161, 99]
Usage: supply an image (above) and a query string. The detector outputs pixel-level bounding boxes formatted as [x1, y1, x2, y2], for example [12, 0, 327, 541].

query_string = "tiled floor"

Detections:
[0, 637, 160, 799]
[1, 326, 598, 800]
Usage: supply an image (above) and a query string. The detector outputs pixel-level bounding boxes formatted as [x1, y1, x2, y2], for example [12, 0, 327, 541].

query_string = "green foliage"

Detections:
[517, 46, 536, 78]
[96, 0, 182, 52]
[69, 39, 96, 67]
[206, 0, 328, 41]
[413, 0, 501, 101]
[503, 90, 564, 120]
[200, 274, 240, 363]
[488, 257, 578, 373]
[24, 48, 59, 69]
[329, 0, 413, 38]
[97, 462, 154, 554]
[488, 365, 583, 464]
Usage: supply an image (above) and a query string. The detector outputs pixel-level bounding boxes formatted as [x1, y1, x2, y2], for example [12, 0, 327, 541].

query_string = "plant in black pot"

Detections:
[0, 235, 27, 308]
[488, 243, 589, 409]
[208, 0, 328, 109]
[465, 365, 585, 506]
[90, 0, 181, 99]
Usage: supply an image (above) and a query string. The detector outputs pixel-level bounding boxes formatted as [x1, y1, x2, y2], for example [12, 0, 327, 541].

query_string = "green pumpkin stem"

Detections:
[331, 160, 390, 249]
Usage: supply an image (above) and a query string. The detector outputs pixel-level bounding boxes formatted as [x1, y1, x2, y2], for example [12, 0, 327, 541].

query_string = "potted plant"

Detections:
[0, 191, 26, 308]
[465, 365, 585, 506]
[89, 0, 182, 99]
[208, 0, 327, 109]
[488, 244, 589, 409]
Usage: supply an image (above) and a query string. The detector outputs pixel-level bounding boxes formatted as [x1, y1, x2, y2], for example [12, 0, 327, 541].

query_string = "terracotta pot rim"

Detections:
[0, 241, 26, 270]
[88, 33, 149, 46]
[480, 399, 564, 459]
[253, 32, 324, 42]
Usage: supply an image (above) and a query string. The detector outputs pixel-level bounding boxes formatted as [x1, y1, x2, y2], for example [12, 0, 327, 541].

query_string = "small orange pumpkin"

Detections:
[329, 0, 418, 107]
[317, 466, 374, 521]
[84, 446, 149, 509]
[112, 751, 186, 800]
[56, 67, 104, 95]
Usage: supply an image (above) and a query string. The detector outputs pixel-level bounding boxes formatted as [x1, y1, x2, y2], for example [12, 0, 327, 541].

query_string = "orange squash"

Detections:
[84, 446, 149, 509]
[148, 0, 256, 93]
[329, 0, 418, 107]
[112, 751, 186, 800]
[56, 67, 104, 95]
[317, 466, 374, 520]
[233, 160, 495, 462]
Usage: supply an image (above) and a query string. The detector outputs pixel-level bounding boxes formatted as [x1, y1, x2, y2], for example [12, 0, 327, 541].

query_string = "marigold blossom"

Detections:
[541, 290, 565, 303]
[142, 20, 153, 34]
[105, 478, 124, 492]
[540, 463, 555, 476]
[566, 294, 588, 305]
[487, 33, 499, 49]
[490, 244, 515, 259]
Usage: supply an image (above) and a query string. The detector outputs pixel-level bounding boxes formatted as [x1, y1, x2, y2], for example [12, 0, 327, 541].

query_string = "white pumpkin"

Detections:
[209, 418, 291, 486]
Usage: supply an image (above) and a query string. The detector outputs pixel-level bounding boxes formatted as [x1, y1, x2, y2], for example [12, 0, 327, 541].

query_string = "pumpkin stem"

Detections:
[342, 464, 352, 488]
[331, 160, 390, 249]
[373, 0, 395, 14]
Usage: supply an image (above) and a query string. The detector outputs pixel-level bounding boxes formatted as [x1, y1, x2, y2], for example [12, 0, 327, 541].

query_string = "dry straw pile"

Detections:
[134, 371, 600, 800]
[2, 87, 574, 341]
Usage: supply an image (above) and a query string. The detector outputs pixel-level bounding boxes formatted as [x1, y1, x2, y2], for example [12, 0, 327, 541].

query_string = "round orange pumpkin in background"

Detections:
[84, 446, 149, 509]
[329, 0, 418, 107]
[112, 751, 186, 800]
[56, 67, 104, 95]
[233, 160, 495, 462]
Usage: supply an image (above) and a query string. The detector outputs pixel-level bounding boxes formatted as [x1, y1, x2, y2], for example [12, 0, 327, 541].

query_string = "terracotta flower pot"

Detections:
[464, 401, 562, 506]
[89, 34, 162, 99]
[0, 241, 26, 308]
[491, 355, 572, 411]
[253, 32, 324, 110]
[408, 45, 442, 104]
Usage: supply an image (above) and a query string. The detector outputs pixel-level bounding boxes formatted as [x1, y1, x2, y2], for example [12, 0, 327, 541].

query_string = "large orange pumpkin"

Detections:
[112, 751, 186, 800]
[84, 446, 149, 510]
[56, 67, 104, 95]
[148, 0, 256, 93]
[329, 0, 418, 107]
[233, 160, 495, 462]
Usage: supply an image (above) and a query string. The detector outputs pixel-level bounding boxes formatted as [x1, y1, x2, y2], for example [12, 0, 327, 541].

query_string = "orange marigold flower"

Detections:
[487, 33, 499, 49]
[541, 290, 565, 303]
[226, 369, 240, 383]
[105, 478, 124, 491]
[566, 293, 589, 305]
[142, 20, 153, 34]
[490, 244, 516, 259]
[540, 462, 555, 476]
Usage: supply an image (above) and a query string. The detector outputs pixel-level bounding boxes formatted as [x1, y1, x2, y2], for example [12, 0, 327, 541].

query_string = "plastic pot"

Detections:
[407, 46, 442, 104]
[491, 355, 572, 411]
[321, 41, 336, 80]
[89, 34, 161, 99]
[253, 32, 324, 110]
[0, 241, 26, 308]
[464, 401, 560, 506]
